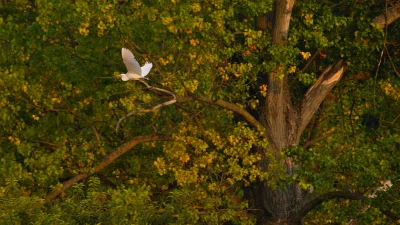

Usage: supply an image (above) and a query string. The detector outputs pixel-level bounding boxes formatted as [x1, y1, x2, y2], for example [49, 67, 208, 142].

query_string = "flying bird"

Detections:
[120, 48, 153, 81]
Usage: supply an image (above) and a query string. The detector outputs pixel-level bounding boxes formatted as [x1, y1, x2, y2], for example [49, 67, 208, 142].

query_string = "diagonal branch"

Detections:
[116, 81, 264, 136]
[373, 2, 400, 30]
[116, 80, 177, 132]
[298, 2, 400, 140]
[293, 181, 396, 224]
[291, 190, 368, 224]
[298, 60, 345, 136]
[176, 95, 266, 138]
[43, 134, 172, 204]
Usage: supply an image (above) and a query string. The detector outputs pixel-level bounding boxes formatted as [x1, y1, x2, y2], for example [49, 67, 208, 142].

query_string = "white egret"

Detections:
[120, 48, 153, 81]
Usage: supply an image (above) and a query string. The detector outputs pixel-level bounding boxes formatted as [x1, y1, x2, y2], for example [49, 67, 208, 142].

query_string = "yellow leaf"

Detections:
[161, 185, 168, 191]
[189, 53, 196, 60]
[190, 3, 201, 13]
[259, 84, 267, 97]
[189, 39, 199, 46]
[52, 98, 61, 103]
[161, 16, 173, 25]
[14, 138, 20, 145]
[300, 52, 311, 60]
[288, 65, 296, 74]
[180, 154, 190, 163]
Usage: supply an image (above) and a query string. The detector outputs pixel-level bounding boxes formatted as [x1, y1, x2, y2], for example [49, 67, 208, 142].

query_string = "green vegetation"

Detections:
[1, 0, 399, 224]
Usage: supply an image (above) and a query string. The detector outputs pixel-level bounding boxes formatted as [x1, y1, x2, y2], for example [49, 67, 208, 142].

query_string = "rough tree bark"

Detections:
[251, 0, 346, 223]
[373, 2, 400, 30]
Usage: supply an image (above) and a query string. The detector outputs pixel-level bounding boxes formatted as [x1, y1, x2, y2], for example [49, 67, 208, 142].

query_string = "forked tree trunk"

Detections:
[256, 60, 345, 223]
[248, 0, 346, 223]
[257, 1, 306, 223]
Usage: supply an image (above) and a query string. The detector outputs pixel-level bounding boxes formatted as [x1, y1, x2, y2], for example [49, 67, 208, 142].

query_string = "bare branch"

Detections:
[293, 181, 396, 224]
[367, 180, 393, 198]
[292, 191, 368, 224]
[176, 95, 266, 138]
[298, 60, 345, 136]
[43, 134, 172, 204]
[91, 126, 100, 142]
[115, 80, 177, 132]
[116, 80, 265, 137]
[373, 2, 400, 30]
[385, 45, 400, 78]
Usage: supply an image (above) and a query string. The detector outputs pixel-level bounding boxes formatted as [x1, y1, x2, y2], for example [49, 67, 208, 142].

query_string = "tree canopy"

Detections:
[1, 0, 400, 224]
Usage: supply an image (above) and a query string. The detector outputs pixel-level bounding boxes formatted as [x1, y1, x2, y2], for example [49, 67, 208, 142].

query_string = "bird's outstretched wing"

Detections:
[141, 62, 153, 77]
[121, 48, 141, 75]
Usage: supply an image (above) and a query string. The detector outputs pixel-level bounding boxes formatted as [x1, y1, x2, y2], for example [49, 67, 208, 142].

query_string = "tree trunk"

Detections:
[249, 60, 345, 224]
[247, 1, 346, 223]
[255, 101, 308, 223]
[258, 0, 306, 222]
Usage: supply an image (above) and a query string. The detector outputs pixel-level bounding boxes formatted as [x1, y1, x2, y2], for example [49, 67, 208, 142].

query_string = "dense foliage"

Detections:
[1, 0, 399, 224]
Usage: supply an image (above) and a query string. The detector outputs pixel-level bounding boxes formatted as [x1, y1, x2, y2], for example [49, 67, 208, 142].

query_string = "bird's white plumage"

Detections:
[141, 62, 153, 77]
[120, 74, 130, 81]
[122, 48, 141, 75]
[120, 48, 153, 81]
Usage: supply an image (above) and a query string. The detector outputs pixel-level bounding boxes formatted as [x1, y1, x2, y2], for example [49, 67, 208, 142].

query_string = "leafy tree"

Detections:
[1, 0, 400, 224]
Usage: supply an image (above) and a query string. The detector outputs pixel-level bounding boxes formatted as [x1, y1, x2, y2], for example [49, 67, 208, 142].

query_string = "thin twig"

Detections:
[384, 45, 400, 77]
[373, 0, 389, 109]
[115, 79, 177, 132]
